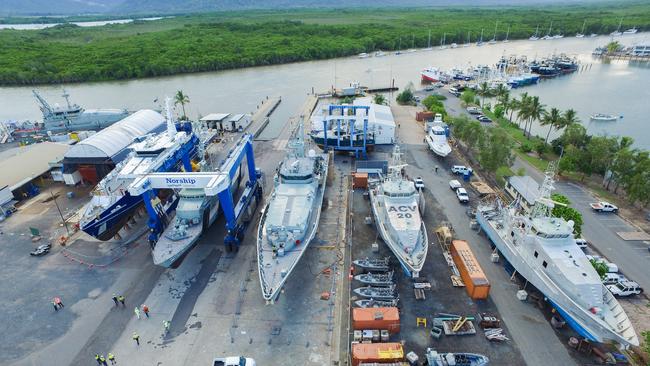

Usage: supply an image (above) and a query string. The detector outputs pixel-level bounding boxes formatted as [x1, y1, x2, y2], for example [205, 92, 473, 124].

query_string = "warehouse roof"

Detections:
[64, 110, 164, 160]
[508, 175, 541, 205]
[200, 113, 230, 122]
[0, 142, 69, 191]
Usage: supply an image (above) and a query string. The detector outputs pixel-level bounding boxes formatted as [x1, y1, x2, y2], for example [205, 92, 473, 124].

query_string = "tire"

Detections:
[639, 288, 644, 294]
[613, 209, 618, 214]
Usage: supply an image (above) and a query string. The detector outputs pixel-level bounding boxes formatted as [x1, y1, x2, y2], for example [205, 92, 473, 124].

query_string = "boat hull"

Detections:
[81, 194, 143, 241]
[257, 154, 330, 301]
[476, 209, 638, 346]
[369, 191, 428, 278]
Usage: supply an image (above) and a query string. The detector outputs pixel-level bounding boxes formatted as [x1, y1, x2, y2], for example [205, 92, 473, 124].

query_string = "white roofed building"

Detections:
[63, 110, 165, 184]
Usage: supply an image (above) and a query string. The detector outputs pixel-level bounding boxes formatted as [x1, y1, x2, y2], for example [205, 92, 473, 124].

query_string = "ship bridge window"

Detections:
[281, 174, 313, 181]
[543, 261, 548, 268]
[534, 251, 538, 258]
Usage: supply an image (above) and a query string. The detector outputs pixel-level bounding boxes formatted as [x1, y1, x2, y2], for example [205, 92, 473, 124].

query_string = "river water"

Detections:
[0, 32, 648, 147]
[0, 17, 166, 30]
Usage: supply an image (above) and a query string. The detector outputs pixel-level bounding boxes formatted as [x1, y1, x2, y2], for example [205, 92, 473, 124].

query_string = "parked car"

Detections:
[456, 188, 470, 203]
[466, 106, 481, 114]
[477, 116, 492, 123]
[590, 201, 618, 213]
[414, 177, 425, 190]
[30, 244, 51, 257]
[574, 238, 589, 250]
[414, 96, 422, 102]
[424, 85, 436, 91]
[451, 165, 473, 175]
[602, 272, 626, 286]
[449, 87, 461, 97]
[449, 179, 462, 191]
[607, 281, 643, 297]
[213, 356, 256, 366]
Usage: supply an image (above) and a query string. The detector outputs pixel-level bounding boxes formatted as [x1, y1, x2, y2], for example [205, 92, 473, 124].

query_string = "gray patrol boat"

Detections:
[33, 89, 129, 132]
[369, 145, 428, 277]
[257, 122, 329, 302]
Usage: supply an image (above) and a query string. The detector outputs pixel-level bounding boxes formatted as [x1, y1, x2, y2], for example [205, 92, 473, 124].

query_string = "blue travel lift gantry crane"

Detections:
[321, 104, 370, 159]
[128, 134, 262, 252]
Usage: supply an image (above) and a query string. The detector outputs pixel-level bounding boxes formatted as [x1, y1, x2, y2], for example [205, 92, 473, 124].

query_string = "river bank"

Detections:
[1, 4, 649, 86]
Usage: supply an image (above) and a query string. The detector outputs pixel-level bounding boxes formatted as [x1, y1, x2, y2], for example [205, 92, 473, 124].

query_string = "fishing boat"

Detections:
[450, 43, 458, 49]
[354, 298, 399, 308]
[353, 257, 390, 272]
[374, 50, 386, 57]
[79, 106, 199, 241]
[354, 271, 394, 286]
[257, 122, 329, 301]
[369, 146, 428, 277]
[426, 123, 451, 158]
[358, 53, 369, 59]
[590, 113, 618, 122]
[353, 285, 397, 300]
[421, 67, 444, 83]
[476, 162, 638, 347]
[426, 348, 489, 366]
[310, 125, 375, 148]
[22, 90, 129, 135]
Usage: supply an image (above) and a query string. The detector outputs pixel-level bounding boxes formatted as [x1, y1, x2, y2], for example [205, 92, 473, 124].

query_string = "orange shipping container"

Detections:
[416, 111, 434, 122]
[451, 240, 490, 300]
[352, 307, 400, 333]
[352, 342, 404, 366]
[353, 172, 369, 189]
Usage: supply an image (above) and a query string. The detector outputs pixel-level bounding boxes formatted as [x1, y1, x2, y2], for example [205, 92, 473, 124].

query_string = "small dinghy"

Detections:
[354, 271, 394, 286]
[353, 257, 390, 272]
[426, 348, 490, 366]
[354, 298, 400, 308]
[353, 285, 397, 299]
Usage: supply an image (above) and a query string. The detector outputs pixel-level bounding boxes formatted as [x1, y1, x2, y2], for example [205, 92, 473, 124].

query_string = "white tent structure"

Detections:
[64, 109, 164, 161]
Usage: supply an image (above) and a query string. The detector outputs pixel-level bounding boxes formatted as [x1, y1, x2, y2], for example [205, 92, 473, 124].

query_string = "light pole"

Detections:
[51, 191, 69, 236]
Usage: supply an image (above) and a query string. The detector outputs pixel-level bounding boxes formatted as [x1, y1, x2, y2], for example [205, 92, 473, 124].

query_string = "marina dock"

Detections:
[247, 96, 281, 139]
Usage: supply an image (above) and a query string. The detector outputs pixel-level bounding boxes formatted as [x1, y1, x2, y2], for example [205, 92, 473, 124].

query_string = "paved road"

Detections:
[513, 158, 650, 291]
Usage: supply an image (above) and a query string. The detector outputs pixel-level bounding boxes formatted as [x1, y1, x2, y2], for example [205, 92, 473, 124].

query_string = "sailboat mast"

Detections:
[493, 21, 498, 40]
[427, 29, 431, 48]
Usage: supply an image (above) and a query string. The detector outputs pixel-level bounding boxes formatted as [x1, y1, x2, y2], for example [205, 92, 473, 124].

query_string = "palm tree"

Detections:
[495, 84, 509, 103]
[525, 96, 545, 139]
[562, 108, 580, 128]
[507, 98, 519, 124]
[477, 82, 490, 107]
[516, 94, 531, 129]
[174, 90, 190, 120]
[498, 90, 510, 115]
[541, 107, 562, 144]
[373, 94, 386, 105]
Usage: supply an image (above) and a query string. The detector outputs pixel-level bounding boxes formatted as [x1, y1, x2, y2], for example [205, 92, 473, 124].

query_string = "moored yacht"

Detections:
[369, 146, 428, 277]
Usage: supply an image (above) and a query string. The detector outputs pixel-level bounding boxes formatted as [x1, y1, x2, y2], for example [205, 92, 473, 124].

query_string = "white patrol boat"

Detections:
[476, 162, 638, 347]
[369, 145, 428, 277]
[257, 122, 329, 302]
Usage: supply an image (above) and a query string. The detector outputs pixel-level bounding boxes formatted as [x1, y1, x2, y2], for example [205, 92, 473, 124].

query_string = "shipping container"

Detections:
[352, 307, 400, 333]
[451, 240, 490, 300]
[416, 111, 434, 122]
[353, 172, 369, 189]
[352, 342, 404, 366]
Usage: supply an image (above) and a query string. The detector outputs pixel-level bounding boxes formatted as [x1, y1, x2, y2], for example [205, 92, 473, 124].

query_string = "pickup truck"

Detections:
[213, 357, 256, 366]
[414, 177, 425, 190]
[451, 165, 473, 175]
[456, 188, 470, 203]
[590, 201, 618, 213]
